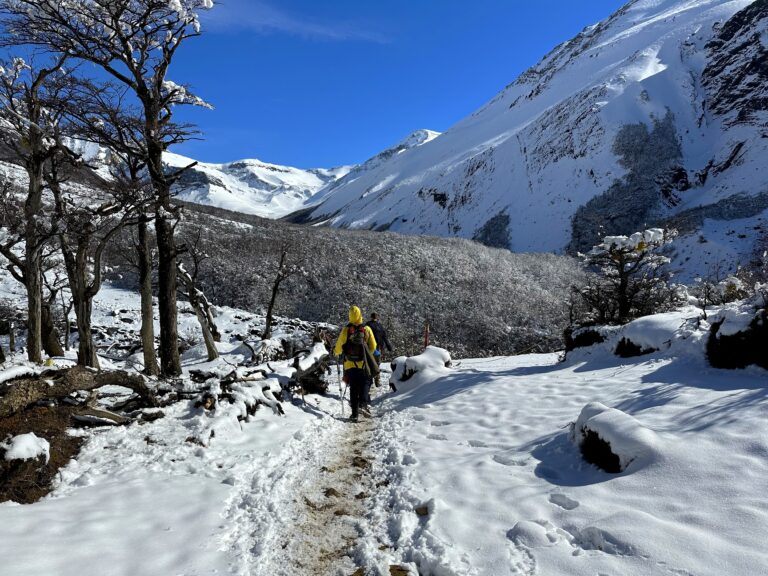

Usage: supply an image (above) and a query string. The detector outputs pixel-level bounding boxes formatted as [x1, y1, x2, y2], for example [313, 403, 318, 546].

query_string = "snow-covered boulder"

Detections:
[707, 305, 768, 370]
[1, 433, 50, 464]
[391, 347, 452, 384]
[571, 403, 661, 473]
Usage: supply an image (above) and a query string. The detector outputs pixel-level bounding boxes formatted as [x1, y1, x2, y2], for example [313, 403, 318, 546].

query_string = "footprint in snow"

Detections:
[427, 434, 448, 441]
[430, 421, 451, 427]
[549, 493, 579, 510]
[492, 454, 528, 467]
[412, 415, 426, 422]
[468, 440, 488, 448]
[507, 520, 562, 548]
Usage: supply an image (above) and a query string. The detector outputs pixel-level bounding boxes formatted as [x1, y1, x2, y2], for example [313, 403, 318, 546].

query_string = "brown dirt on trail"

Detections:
[285, 414, 380, 576]
[0, 406, 84, 504]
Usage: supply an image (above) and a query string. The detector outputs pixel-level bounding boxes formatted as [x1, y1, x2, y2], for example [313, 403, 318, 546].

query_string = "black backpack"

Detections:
[342, 324, 367, 362]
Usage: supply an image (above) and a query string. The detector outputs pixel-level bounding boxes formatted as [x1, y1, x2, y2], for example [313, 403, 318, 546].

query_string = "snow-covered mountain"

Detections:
[164, 152, 352, 219]
[302, 129, 441, 211]
[294, 0, 768, 274]
[166, 129, 441, 219]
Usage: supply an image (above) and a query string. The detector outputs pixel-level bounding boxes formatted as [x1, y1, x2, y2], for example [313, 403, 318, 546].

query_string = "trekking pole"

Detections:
[336, 356, 344, 417]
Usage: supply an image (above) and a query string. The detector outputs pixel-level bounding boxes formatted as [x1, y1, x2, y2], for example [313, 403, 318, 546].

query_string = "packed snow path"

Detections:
[222, 401, 381, 576]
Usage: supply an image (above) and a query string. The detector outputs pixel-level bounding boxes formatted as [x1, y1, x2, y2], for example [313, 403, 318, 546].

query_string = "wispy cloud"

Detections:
[201, 0, 389, 43]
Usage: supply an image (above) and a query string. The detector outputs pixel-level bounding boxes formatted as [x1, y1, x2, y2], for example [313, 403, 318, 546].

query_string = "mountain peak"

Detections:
[397, 129, 441, 150]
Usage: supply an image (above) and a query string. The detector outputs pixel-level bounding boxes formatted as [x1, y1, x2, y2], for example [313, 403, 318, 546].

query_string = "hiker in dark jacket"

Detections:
[366, 312, 393, 388]
[334, 305, 377, 421]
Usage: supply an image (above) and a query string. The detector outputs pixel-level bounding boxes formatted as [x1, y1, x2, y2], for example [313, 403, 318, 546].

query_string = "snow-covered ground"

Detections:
[359, 310, 768, 575]
[2, 296, 766, 575]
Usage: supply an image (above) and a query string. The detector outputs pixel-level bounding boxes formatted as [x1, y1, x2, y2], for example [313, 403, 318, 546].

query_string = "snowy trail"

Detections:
[220, 385, 390, 576]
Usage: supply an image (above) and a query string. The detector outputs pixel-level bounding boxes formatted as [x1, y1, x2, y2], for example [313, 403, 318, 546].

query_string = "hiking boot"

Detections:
[389, 382, 398, 392]
[350, 414, 359, 422]
[359, 406, 372, 418]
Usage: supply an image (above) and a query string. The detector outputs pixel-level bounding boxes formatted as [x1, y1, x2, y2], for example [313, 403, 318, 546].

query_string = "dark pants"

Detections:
[347, 368, 367, 418]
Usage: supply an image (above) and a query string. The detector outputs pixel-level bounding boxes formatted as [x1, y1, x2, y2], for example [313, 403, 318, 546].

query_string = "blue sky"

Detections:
[171, 0, 627, 168]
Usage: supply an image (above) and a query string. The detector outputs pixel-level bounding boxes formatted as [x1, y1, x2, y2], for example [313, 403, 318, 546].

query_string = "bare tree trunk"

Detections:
[9, 322, 15, 353]
[41, 300, 64, 358]
[263, 279, 281, 340]
[195, 306, 218, 362]
[61, 295, 73, 352]
[24, 221, 42, 363]
[0, 342, 5, 363]
[156, 213, 181, 375]
[22, 127, 45, 365]
[74, 297, 99, 369]
[178, 264, 218, 362]
[618, 273, 630, 324]
[263, 251, 287, 340]
[25, 265, 42, 363]
[138, 220, 160, 376]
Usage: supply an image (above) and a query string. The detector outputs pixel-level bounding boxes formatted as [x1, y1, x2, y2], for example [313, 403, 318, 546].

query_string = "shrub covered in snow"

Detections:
[573, 228, 683, 326]
[571, 402, 661, 473]
[107, 203, 584, 358]
[614, 311, 686, 357]
[564, 326, 606, 352]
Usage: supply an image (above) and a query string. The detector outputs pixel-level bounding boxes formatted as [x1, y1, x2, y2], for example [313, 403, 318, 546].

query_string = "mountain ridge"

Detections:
[290, 0, 767, 278]
[167, 128, 441, 219]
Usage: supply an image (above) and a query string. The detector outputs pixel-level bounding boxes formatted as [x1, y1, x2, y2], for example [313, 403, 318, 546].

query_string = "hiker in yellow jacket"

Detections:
[334, 305, 377, 421]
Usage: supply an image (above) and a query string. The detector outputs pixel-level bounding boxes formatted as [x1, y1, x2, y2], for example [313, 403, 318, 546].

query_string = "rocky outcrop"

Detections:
[703, 0, 768, 123]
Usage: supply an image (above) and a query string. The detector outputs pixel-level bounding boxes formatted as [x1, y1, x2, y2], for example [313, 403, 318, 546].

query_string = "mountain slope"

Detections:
[294, 0, 768, 275]
[165, 152, 352, 219]
[167, 129, 441, 219]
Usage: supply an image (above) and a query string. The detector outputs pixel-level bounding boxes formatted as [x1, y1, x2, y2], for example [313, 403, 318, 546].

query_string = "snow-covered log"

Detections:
[292, 342, 331, 394]
[0, 366, 158, 418]
[391, 346, 452, 383]
[570, 402, 661, 473]
[71, 407, 131, 427]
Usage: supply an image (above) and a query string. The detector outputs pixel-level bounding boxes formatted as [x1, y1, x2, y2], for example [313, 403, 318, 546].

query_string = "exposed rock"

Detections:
[703, 0, 768, 123]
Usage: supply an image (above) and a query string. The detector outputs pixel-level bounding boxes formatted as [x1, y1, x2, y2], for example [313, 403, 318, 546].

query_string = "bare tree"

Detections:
[177, 228, 220, 361]
[0, 0, 215, 375]
[264, 246, 307, 340]
[68, 79, 163, 374]
[0, 55, 70, 362]
[50, 173, 138, 367]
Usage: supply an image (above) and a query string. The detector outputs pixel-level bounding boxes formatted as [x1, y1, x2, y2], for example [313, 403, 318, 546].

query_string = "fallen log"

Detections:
[0, 366, 158, 419]
[72, 407, 131, 426]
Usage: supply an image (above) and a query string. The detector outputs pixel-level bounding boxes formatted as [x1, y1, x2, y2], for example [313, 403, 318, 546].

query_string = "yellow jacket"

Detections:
[334, 306, 377, 370]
